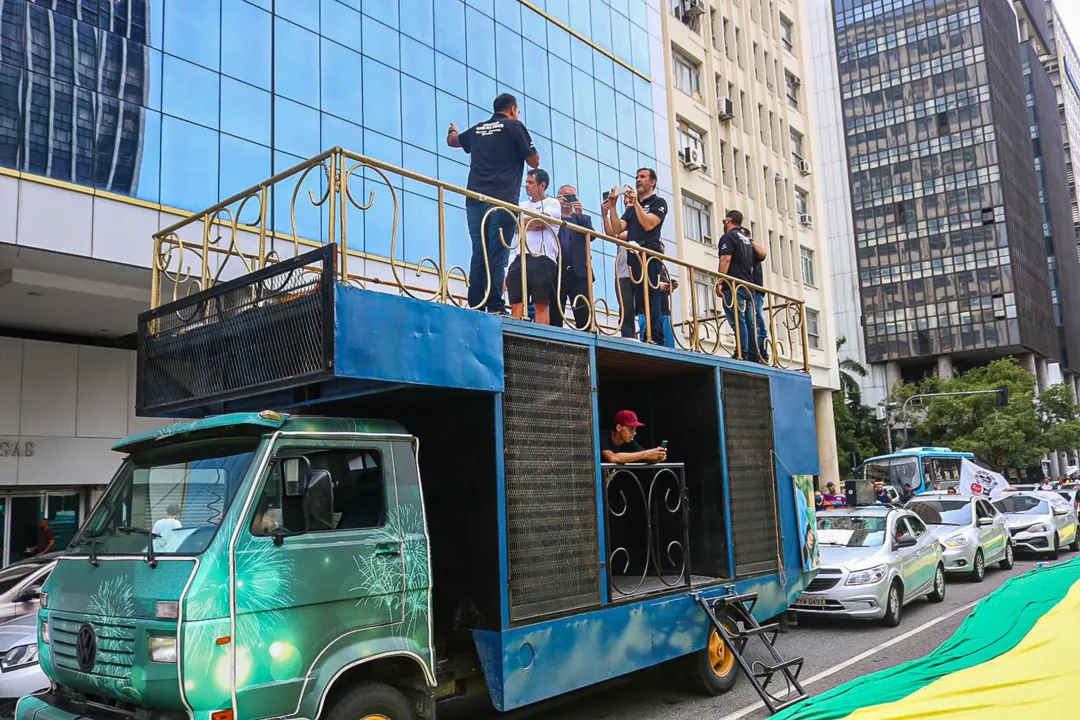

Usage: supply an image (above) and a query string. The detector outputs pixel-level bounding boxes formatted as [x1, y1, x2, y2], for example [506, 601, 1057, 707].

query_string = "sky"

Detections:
[1056, 2, 1080, 49]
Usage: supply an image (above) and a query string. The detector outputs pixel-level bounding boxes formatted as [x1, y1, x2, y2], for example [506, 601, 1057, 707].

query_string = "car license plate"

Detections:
[793, 594, 827, 608]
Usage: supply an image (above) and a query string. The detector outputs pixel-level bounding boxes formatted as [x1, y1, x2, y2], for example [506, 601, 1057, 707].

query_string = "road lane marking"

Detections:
[718, 599, 981, 720]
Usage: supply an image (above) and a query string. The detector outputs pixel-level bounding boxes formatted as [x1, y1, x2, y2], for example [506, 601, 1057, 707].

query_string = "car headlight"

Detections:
[846, 564, 889, 586]
[944, 534, 969, 548]
[41, 622, 49, 645]
[148, 635, 177, 663]
[1027, 523, 1049, 533]
[2, 643, 39, 671]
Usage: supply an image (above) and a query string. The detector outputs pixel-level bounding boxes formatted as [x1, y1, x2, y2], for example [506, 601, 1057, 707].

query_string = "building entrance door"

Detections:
[8, 496, 44, 565]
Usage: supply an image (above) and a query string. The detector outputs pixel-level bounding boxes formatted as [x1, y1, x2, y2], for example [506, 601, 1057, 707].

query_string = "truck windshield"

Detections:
[862, 457, 920, 488]
[70, 439, 259, 558]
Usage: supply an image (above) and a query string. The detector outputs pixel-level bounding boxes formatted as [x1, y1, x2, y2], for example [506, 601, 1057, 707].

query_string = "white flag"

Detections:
[958, 459, 1011, 500]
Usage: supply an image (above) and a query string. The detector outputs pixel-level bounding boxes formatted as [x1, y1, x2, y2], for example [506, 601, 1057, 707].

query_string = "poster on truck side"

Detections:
[793, 475, 819, 572]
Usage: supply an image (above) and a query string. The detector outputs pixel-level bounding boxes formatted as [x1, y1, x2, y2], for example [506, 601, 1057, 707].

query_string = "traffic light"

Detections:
[995, 386, 1009, 407]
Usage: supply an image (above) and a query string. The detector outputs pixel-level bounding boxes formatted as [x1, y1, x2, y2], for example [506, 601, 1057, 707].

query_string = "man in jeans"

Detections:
[717, 210, 767, 362]
[447, 93, 540, 313]
[751, 249, 770, 362]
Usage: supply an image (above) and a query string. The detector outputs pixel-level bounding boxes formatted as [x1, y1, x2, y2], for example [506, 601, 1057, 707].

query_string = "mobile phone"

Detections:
[564, 193, 578, 203]
[660, 440, 668, 448]
[601, 190, 610, 202]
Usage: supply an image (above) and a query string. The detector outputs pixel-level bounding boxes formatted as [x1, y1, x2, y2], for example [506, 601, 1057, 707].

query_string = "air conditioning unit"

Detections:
[680, 146, 703, 170]
[718, 97, 735, 121]
[798, 213, 814, 227]
[797, 158, 811, 175]
[680, 0, 705, 21]
[790, 74, 802, 87]
[702, 234, 714, 246]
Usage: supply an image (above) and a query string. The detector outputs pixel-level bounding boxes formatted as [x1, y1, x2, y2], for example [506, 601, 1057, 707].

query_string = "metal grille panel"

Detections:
[137, 245, 335, 415]
[722, 372, 780, 577]
[503, 335, 600, 622]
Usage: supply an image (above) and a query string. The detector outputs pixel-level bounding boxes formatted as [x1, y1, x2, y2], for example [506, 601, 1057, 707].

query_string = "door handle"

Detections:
[375, 543, 401, 558]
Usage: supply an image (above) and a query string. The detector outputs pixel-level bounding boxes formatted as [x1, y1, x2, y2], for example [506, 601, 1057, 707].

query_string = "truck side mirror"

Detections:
[303, 469, 335, 531]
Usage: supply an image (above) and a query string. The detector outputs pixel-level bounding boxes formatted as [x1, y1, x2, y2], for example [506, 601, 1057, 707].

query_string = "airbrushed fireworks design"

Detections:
[85, 577, 141, 701]
[351, 502, 430, 637]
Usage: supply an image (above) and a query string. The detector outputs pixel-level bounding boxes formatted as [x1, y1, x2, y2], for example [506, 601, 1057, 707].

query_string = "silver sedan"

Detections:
[993, 492, 1079, 558]
[904, 494, 1013, 581]
[791, 506, 945, 627]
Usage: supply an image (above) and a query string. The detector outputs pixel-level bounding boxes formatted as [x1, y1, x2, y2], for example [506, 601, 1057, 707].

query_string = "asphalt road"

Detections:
[444, 552, 1054, 720]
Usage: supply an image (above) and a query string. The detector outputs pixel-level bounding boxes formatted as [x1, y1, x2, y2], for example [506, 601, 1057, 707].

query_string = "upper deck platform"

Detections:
[138, 148, 813, 416]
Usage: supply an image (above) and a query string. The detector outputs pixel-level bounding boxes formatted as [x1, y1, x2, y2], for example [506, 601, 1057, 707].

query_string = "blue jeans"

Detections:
[753, 291, 770, 361]
[722, 285, 759, 362]
[466, 201, 516, 312]
[638, 314, 675, 348]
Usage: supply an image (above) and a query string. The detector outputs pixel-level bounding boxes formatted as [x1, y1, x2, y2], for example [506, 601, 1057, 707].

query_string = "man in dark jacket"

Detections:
[550, 184, 595, 329]
[717, 210, 767, 362]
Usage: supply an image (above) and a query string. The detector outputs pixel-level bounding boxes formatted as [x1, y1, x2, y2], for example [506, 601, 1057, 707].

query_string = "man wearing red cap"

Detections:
[601, 410, 668, 464]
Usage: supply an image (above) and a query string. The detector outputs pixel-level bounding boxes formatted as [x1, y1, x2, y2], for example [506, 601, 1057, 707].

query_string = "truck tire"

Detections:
[681, 618, 742, 696]
[322, 681, 415, 720]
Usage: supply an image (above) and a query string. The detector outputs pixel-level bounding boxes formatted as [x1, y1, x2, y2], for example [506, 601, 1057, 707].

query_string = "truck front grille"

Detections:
[49, 614, 136, 679]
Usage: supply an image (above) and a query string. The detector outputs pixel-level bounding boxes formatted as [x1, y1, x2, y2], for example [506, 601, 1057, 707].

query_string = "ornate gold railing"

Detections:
[151, 147, 809, 372]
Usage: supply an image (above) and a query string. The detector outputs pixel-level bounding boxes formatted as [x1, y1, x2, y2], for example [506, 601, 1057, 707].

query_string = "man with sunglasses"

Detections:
[717, 210, 767, 362]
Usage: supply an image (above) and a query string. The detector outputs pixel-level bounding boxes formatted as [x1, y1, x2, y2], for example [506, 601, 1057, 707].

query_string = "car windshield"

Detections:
[69, 438, 259, 558]
[816, 515, 888, 547]
[906, 500, 970, 526]
[862, 457, 919, 488]
[993, 496, 1048, 515]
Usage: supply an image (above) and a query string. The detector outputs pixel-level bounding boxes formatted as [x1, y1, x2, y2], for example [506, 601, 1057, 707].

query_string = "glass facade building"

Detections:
[833, 0, 1059, 366]
[0, 0, 668, 311]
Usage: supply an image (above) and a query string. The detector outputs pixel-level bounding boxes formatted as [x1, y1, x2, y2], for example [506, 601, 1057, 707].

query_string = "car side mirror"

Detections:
[303, 469, 335, 531]
[13, 587, 39, 604]
[1053, 507, 1068, 517]
[977, 517, 993, 527]
[895, 536, 917, 549]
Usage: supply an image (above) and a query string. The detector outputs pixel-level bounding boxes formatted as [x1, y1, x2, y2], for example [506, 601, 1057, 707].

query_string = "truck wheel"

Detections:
[322, 682, 415, 720]
[681, 619, 741, 696]
[880, 581, 903, 628]
[999, 542, 1014, 570]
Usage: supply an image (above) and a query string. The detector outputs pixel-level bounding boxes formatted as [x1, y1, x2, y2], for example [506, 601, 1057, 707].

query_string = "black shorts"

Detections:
[506, 255, 557, 305]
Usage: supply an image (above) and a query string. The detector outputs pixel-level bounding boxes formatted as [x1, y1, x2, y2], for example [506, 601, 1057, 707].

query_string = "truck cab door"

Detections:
[232, 439, 406, 718]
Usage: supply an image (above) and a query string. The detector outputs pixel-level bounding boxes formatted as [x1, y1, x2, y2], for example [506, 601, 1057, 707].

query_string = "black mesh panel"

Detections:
[138, 245, 335, 415]
[722, 372, 779, 577]
[503, 335, 600, 622]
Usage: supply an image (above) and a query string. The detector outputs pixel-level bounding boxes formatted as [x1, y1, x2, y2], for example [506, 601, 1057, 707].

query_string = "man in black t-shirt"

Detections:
[600, 410, 667, 465]
[717, 210, 767, 362]
[751, 252, 770, 362]
[603, 168, 669, 344]
[448, 93, 540, 313]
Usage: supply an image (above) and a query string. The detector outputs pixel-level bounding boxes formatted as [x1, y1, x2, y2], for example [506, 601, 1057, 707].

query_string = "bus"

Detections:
[859, 447, 975, 497]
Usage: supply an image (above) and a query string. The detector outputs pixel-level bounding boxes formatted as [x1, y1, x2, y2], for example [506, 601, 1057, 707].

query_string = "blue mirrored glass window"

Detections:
[401, 35, 435, 84]
[321, 41, 363, 122]
[162, 55, 219, 129]
[465, 7, 495, 78]
[494, 1, 519, 33]
[363, 0, 399, 29]
[400, 0, 434, 44]
[161, 115, 218, 209]
[495, 29, 523, 93]
[434, 0, 465, 62]
[163, 0, 219, 70]
[322, 113, 365, 153]
[275, 96, 321, 158]
[435, 52, 468, 102]
[275, 18, 320, 107]
[522, 41, 549, 105]
[467, 68, 496, 110]
[220, 77, 271, 146]
[219, 133, 271, 198]
[401, 76, 437, 153]
[276, 0, 319, 32]
[362, 58, 401, 138]
[363, 16, 400, 69]
[321, 0, 363, 51]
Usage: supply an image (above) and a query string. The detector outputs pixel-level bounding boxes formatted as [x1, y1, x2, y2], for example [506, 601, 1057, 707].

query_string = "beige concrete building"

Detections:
[660, 0, 842, 485]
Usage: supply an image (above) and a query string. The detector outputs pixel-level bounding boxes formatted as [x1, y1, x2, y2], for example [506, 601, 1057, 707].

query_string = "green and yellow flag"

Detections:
[775, 557, 1080, 719]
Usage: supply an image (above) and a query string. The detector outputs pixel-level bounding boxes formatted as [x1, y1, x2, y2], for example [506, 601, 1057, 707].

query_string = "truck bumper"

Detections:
[16, 692, 187, 720]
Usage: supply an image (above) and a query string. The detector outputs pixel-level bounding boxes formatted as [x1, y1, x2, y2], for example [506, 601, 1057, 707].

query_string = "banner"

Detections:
[793, 475, 819, 572]
[957, 459, 1011, 500]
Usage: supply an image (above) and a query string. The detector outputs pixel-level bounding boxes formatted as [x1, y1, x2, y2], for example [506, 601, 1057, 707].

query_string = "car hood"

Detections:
[1003, 513, 1051, 530]
[926, 524, 970, 541]
[819, 544, 886, 570]
[0, 614, 37, 652]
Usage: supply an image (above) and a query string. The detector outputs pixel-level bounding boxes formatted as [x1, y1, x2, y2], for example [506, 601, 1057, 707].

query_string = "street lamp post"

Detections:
[900, 387, 1009, 446]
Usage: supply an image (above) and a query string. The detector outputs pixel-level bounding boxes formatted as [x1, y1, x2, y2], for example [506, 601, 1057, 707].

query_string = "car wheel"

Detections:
[1070, 527, 1079, 552]
[880, 581, 903, 627]
[927, 564, 946, 603]
[680, 616, 742, 696]
[999, 542, 1014, 570]
[970, 549, 985, 583]
[1049, 534, 1060, 560]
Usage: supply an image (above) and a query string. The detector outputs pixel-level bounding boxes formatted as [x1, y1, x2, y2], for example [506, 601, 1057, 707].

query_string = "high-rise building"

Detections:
[1046, 1, 1080, 262]
[817, 0, 1080, 413]
[661, 0, 841, 484]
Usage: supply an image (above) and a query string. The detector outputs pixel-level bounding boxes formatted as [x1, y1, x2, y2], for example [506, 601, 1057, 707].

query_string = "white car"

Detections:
[0, 614, 48, 717]
[993, 492, 1079, 558]
[0, 555, 57, 620]
[905, 494, 1013, 581]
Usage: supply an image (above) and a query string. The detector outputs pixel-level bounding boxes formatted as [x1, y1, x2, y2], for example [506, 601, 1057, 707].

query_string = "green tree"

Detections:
[887, 358, 1080, 471]
[833, 337, 886, 472]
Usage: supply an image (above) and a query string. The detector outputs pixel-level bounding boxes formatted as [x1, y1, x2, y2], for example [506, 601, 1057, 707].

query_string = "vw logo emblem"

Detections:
[75, 624, 97, 672]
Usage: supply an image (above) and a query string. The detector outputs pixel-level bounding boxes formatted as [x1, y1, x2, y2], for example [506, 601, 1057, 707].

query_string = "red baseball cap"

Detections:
[615, 410, 645, 427]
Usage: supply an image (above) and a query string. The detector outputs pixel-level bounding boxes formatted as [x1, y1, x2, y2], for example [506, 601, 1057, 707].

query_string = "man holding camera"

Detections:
[551, 184, 595, 329]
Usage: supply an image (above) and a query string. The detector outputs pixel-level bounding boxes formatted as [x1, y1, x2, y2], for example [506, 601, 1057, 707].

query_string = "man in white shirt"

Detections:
[152, 504, 183, 535]
[507, 168, 562, 324]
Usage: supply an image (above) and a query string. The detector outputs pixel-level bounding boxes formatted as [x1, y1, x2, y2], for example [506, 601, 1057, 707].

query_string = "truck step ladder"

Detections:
[694, 592, 810, 715]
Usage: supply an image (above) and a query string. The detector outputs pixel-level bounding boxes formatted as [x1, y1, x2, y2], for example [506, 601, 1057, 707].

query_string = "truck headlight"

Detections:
[41, 622, 49, 645]
[944, 534, 969, 548]
[1028, 523, 1049, 533]
[40, 592, 48, 609]
[846, 564, 888, 586]
[2, 643, 39, 671]
[148, 636, 177, 663]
